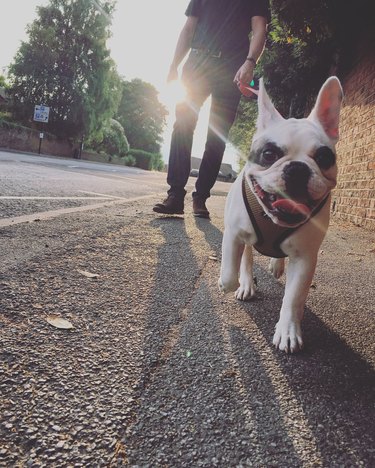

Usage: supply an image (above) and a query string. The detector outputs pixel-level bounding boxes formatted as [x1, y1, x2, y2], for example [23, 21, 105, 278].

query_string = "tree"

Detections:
[230, 0, 373, 166]
[7, 0, 121, 140]
[93, 118, 129, 156]
[258, 0, 374, 117]
[229, 98, 258, 167]
[116, 78, 167, 153]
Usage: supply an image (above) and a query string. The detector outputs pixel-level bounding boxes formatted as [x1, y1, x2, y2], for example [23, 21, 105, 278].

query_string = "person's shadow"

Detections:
[193, 216, 223, 258]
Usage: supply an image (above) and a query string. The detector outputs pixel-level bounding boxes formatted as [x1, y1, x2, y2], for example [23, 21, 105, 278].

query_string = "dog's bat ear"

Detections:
[256, 78, 284, 131]
[308, 76, 343, 142]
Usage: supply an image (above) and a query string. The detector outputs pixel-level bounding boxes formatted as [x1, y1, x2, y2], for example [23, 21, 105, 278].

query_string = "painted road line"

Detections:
[0, 193, 165, 228]
[0, 196, 115, 200]
[77, 191, 125, 199]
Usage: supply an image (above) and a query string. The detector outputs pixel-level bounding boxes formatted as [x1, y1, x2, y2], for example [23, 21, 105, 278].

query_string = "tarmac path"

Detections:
[0, 151, 374, 466]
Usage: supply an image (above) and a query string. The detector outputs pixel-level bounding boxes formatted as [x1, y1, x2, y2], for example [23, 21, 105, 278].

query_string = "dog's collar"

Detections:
[242, 175, 328, 258]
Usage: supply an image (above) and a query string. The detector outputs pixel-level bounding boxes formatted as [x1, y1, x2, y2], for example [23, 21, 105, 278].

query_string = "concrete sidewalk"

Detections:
[0, 193, 374, 466]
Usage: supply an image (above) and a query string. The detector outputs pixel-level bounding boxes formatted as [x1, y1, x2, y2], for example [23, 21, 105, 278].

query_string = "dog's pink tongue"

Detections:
[272, 199, 310, 216]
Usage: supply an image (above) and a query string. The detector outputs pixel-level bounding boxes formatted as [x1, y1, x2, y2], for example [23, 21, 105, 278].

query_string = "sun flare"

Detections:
[159, 80, 187, 113]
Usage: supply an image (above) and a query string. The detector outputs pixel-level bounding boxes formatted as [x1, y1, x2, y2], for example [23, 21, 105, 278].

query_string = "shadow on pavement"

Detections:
[126, 214, 374, 466]
[126, 216, 305, 465]
[233, 261, 375, 466]
[193, 216, 223, 257]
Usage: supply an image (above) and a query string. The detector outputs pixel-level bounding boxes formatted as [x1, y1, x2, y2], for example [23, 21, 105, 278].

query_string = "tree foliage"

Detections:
[230, 0, 373, 166]
[229, 99, 258, 164]
[260, 0, 373, 117]
[116, 78, 167, 153]
[7, 0, 121, 140]
[93, 118, 129, 156]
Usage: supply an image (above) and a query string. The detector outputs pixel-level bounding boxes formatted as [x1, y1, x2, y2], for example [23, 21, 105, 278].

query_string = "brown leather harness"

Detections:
[242, 175, 328, 258]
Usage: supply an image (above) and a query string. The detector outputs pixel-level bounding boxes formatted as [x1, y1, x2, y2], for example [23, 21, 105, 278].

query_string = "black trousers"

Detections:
[167, 51, 243, 200]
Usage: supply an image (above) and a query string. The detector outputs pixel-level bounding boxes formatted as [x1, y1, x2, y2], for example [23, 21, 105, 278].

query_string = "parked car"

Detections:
[190, 168, 236, 182]
[217, 171, 235, 182]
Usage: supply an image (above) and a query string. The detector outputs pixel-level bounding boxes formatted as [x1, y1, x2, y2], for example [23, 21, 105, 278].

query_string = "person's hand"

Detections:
[167, 65, 179, 83]
[234, 60, 255, 86]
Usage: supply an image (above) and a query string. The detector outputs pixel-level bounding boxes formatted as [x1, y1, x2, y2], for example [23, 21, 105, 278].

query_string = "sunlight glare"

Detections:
[159, 80, 187, 114]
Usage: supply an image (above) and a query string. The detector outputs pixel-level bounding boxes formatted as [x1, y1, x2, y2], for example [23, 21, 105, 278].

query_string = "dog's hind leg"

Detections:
[235, 244, 257, 300]
[269, 257, 285, 279]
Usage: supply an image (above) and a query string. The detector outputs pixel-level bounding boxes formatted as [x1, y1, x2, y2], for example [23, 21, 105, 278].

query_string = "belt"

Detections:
[191, 48, 222, 58]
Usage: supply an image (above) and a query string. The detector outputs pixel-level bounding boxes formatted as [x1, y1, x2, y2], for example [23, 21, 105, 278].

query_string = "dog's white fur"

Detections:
[219, 77, 343, 353]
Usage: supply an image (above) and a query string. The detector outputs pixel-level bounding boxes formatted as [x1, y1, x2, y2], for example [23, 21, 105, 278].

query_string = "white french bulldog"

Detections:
[219, 76, 343, 353]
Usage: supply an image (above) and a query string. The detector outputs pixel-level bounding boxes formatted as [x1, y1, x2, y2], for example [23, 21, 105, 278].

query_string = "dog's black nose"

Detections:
[282, 161, 311, 198]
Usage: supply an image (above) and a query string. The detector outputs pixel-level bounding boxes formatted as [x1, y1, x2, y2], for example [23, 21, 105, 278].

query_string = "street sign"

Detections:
[34, 105, 50, 123]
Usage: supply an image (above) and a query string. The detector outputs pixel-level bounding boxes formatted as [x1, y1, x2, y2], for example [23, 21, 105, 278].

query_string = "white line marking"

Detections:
[0, 196, 114, 200]
[0, 193, 164, 228]
[77, 190, 124, 199]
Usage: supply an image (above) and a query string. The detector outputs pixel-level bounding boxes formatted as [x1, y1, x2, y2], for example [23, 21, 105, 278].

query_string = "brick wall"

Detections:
[332, 53, 375, 230]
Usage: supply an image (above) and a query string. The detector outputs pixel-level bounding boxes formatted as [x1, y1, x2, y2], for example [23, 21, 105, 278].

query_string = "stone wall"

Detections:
[0, 125, 132, 166]
[333, 53, 375, 230]
[0, 125, 75, 158]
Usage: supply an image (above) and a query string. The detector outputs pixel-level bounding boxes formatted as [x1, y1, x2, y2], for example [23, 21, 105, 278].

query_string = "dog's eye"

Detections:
[260, 149, 280, 166]
[314, 146, 336, 170]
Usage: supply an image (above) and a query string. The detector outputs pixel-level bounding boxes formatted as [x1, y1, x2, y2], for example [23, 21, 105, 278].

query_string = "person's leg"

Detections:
[166, 99, 202, 199]
[153, 97, 207, 214]
[193, 65, 241, 202]
[154, 53, 210, 214]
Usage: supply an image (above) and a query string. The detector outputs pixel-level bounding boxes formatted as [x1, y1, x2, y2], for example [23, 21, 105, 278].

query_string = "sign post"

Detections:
[38, 132, 44, 155]
[33, 105, 50, 155]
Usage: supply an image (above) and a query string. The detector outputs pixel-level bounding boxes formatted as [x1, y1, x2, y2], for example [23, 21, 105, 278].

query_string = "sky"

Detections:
[0, 0, 240, 170]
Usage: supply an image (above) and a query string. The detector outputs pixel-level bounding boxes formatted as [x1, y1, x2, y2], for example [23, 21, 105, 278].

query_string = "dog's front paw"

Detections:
[269, 258, 285, 279]
[218, 277, 239, 294]
[234, 280, 256, 301]
[273, 320, 303, 353]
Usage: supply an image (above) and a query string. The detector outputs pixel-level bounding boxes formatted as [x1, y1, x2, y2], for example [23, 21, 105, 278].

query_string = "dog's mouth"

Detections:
[250, 176, 317, 226]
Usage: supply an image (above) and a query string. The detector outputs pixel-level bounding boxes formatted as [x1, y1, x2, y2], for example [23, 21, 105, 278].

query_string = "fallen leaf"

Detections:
[186, 350, 192, 358]
[77, 269, 99, 279]
[113, 441, 127, 462]
[46, 315, 74, 330]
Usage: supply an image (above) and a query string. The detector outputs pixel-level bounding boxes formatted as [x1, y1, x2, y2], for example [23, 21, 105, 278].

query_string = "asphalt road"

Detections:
[0, 150, 374, 467]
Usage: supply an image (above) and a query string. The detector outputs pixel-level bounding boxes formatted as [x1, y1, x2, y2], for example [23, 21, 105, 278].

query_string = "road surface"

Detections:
[0, 150, 374, 467]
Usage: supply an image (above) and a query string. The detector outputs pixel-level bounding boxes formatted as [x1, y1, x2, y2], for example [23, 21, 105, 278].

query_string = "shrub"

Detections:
[152, 152, 165, 171]
[128, 149, 153, 170]
[128, 149, 164, 171]
[123, 154, 136, 167]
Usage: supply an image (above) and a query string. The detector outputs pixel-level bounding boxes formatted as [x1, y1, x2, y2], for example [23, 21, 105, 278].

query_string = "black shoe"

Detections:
[153, 194, 184, 215]
[193, 197, 210, 218]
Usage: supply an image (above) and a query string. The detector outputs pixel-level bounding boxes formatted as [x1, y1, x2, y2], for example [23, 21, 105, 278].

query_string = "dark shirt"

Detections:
[185, 0, 271, 57]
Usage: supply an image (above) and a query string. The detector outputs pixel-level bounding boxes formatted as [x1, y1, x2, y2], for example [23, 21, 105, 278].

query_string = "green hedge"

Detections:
[128, 149, 164, 171]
